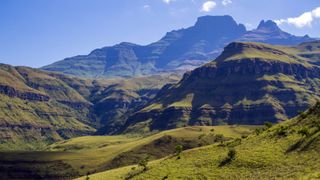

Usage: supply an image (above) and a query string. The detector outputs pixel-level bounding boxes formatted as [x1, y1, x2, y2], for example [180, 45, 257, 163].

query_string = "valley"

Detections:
[1, 6, 320, 179]
[79, 102, 320, 179]
[0, 125, 257, 179]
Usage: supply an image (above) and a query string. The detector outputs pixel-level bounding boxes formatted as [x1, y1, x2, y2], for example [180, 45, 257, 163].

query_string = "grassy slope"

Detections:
[0, 63, 181, 150]
[83, 103, 320, 179]
[0, 125, 257, 179]
[123, 42, 320, 133]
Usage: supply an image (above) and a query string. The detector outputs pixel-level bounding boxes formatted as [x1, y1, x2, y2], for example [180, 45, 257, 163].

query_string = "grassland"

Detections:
[79, 103, 320, 180]
[0, 125, 257, 179]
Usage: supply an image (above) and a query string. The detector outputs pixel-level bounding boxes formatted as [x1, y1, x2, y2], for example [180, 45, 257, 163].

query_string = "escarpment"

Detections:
[117, 42, 320, 134]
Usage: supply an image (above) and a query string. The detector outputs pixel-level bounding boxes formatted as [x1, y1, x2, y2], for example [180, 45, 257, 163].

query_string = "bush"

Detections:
[298, 127, 310, 137]
[138, 157, 149, 171]
[264, 121, 273, 129]
[175, 145, 183, 158]
[228, 149, 236, 159]
[255, 128, 263, 135]
[241, 135, 248, 139]
[276, 126, 288, 137]
[219, 148, 236, 167]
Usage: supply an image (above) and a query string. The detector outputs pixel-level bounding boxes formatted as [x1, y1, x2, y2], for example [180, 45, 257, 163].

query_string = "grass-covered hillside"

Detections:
[0, 63, 180, 150]
[119, 41, 320, 134]
[0, 64, 95, 150]
[82, 102, 320, 180]
[0, 125, 257, 179]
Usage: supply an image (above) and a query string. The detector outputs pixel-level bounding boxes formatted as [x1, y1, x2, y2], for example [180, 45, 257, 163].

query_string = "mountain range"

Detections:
[42, 16, 315, 78]
[113, 40, 320, 134]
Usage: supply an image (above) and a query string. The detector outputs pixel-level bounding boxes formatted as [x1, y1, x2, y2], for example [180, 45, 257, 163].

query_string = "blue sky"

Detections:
[0, 0, 319, 67]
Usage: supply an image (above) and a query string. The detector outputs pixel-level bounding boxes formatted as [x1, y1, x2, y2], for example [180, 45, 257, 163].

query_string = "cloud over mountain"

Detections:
[275, 7, 320, 28]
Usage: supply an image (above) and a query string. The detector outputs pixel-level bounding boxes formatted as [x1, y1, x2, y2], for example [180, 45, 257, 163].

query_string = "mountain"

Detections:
[0, 64, 95, 150]
[113, 41, 320, 134]
[89, 102, 320, 179]
[42, 16, 315, 78]
[0, 64, 180, 150]
[239, 20, 314, 45]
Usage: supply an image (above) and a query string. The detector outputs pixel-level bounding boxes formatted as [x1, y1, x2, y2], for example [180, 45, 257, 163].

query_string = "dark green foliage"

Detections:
[219, 148, 237, 167]
[276, 126, 288, 137]
[264, 121, 273, 129]
[175, 145, 183, 159]
[298, 127, 310, 137]
[255, 128, 263, 135]
[175, 145, 183, 155]
[138, 157, 149, 171]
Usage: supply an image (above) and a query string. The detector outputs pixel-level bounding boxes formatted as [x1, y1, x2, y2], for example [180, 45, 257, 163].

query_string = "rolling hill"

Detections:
[0, 125, 257, 179]
[42, 16, 315, 78]
[116, 41, 320, 134]
[0, 64, 180, 150]
[81, 102, 320, 179]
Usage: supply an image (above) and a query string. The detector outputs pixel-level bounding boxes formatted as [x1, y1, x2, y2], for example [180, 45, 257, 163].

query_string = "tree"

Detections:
[298, 127, 310, 137]
[219, 148, 236, 167]
[175, 145, 183, 159]
[264, 121, 273, 129]
[138, 157, 149, 171]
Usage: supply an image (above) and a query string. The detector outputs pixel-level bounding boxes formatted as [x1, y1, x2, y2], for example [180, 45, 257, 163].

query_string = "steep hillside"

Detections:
[90, 74, 181, 134]
[0, 64, 180, 150]
[118, 42, 320, 133]
[0, 64, 95, 150]
[42, 16, 314, 78]
[0, 125, 257, 179]
[83, 102, 320, 179]
[296, 40, 320, 65]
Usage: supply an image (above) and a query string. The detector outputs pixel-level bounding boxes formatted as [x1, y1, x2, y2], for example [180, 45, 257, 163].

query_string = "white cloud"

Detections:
[312, 7, 320, 17]
[275, 7, 320, 28]
[163, 0, 173, 4]
[201, 1, 217, 12]
[143, 4, 151, 12]
[222, 0, 232, 6]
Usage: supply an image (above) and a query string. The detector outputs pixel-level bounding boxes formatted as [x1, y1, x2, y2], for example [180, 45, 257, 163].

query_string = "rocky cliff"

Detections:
[116, 42, 320, 133]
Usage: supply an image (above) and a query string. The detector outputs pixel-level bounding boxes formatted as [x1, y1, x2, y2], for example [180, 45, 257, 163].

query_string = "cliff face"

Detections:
[118, 42, 320, 133]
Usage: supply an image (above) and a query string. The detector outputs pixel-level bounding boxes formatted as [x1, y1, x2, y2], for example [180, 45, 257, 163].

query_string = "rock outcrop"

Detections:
[117, 42, 320, 133]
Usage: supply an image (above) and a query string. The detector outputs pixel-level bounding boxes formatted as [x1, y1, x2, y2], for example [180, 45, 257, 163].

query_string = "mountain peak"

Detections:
[194, 15, 246, 32]
[257, 20, 281, 32]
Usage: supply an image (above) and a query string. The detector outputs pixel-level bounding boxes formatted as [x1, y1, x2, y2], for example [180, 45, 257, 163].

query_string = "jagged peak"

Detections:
[257, 20, 281, 32]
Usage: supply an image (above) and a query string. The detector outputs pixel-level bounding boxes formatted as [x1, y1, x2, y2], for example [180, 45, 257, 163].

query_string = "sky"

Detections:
[0, 0, 319, 68]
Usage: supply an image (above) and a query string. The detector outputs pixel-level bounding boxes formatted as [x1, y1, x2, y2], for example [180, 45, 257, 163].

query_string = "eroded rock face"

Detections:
[118, 42, 320, 133]
[0, 85, 49, 101]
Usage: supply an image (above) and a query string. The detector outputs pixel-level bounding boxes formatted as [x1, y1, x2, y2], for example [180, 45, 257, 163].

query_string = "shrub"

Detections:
[241, 135, 248, 139]
[219, 148, 236, 167]
[175, 145, 183, 159]
[298, 127, 310, 137]
[276, 126, 288, 137]
[264, 121, 273, 129]
[255, 128, 263, 135]
[215, 134, 224, 142]
[138, 157, 149, 171]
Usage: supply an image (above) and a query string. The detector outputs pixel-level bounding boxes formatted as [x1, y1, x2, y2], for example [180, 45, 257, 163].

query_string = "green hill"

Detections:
[81, 102, 320, 179]
[118, 41, 320, 134]
[0, 125, 257, 179]
[0, 64, 180, 150]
